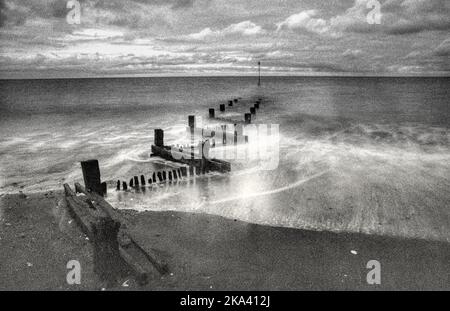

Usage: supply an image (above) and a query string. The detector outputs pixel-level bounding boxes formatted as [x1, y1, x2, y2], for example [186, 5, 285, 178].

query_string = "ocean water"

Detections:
[1, 76, 449, 241]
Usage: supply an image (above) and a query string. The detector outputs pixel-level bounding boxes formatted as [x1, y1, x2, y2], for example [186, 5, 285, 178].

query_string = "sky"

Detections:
[0, 0, 449, 78]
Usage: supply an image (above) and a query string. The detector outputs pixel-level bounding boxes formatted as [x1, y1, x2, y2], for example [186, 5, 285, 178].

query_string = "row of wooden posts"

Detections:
[208, 97, 263, 124]
[116, 166, 193, 191]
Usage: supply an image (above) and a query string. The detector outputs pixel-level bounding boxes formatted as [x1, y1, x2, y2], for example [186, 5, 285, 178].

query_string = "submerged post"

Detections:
[245, 113, 251, 124]
[80, 160, 103, 196]
[155, 129, 164, 147]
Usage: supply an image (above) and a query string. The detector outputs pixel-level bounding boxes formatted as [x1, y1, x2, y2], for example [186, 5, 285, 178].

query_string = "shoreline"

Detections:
[1, 190, 449, 290]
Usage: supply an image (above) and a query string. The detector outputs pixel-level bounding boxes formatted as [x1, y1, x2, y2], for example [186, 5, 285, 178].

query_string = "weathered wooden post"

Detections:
[220, 104, 225, 112]
[255, 102, 260, 109]
[129, 178, 134, 187]
[188, 115, 196, 129]
[209, 109, 215, 118]
[181, 166, 187, 177]
[155, 129, 164, 147]
[81, 160, 104, 196]
[122, 181, 128, 190]
[116, 180, 120, 191]
[245, 113, 251, 124]
[140, 175, 146, 186]
[152, 172, 157, 183]
[228, 100, 233, 107]
[221, 125, 227, 145]
[134, 176, 139, 187]
[250, 107, 256, 114]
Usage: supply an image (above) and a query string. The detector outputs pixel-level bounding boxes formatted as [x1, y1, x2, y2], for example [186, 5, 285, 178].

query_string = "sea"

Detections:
[1, 76, 449, 241]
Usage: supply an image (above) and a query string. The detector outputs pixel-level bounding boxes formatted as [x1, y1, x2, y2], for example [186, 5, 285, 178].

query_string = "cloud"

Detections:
[342, 49, 363, 58]
[185, 21, 265, 41]
[276, 10, 329, 34]
[433, 38, 450, 57]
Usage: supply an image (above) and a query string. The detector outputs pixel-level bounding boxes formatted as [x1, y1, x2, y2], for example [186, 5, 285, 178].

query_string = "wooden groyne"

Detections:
[63, 161, 169, 286]
[151, 129, 231, 174]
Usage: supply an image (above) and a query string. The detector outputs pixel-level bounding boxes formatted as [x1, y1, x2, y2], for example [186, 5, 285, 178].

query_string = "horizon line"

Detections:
[1, 71, 449, 80]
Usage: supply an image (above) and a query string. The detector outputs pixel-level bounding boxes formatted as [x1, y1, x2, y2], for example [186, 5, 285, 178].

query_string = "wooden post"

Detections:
[122, 181, 128, 191]
[148, 178, 152, 185]
[233, 98, 238, 104]
[140, 175, 146, 186]
[152, 172, 157, 183]
[220, 104, 225, 112]
[157, 172, 163, 182]
[134, 176, 139, 187]
[209, 109, 215, 118]
[81, 160, 103, 196]
[129, 178, 134, 187]
[116, 180, 120, 191]
[188, 115, 196, 128]
[255, 102, 259, 109]
[250, 107, 256, 114]
[245, 113, 251, 124]
[221, 125, 227, 145]
[155, 129, 164, 147]
[228, 100, 233, 107]
[181, 167, 187, 177]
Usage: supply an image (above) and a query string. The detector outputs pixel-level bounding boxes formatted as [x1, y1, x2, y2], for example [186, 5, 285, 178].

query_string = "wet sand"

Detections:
[0, 191, 449, 290]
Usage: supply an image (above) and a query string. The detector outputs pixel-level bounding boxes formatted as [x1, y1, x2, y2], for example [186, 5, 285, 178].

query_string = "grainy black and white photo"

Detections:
[0, 0, 449, 294]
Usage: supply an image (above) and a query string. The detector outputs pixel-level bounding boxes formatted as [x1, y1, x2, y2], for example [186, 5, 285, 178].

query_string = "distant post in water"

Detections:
[155, 129, 164, 147]
[80, 160, 103, 196]
[257, 61, 261, 87]
[220, 104, 225, 112]
[250, 107, 256, 114]
[228, 100, 233, 107]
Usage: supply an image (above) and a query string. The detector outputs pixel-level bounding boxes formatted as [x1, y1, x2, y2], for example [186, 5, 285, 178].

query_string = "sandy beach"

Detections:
[1, 191, 448, 290]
